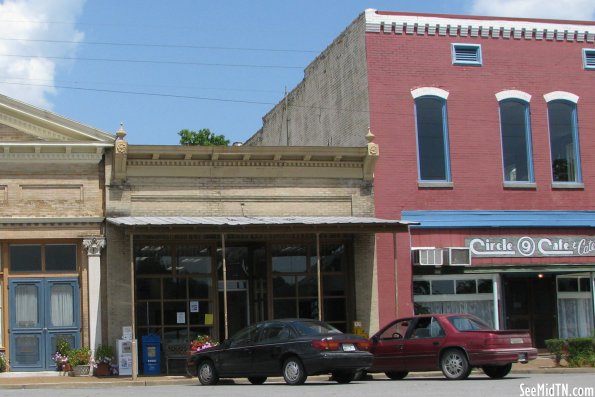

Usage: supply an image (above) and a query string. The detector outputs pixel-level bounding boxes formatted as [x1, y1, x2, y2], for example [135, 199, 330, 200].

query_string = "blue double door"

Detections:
[9, 278, 80, 371]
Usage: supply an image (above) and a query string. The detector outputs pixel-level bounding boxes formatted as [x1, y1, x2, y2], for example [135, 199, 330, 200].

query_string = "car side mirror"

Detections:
[371, 335, 379, 344]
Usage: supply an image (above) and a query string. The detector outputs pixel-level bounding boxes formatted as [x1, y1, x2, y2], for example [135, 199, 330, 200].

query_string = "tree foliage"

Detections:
[178, 128, 230, 146]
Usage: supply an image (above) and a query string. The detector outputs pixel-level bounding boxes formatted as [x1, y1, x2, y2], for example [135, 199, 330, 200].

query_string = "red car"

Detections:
[367, 313, 537, 380]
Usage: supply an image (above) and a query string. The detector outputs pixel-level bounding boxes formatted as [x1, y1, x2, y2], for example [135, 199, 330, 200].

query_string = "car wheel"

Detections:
[482, 363, 512, 379]
[248, 376, 267, 385]
[385, 371, 408, 380]
[197, 359, 219, 385]
[282, 356, 307, 385]
[440, 348, 471, 380]
[332, 371, 355, 384]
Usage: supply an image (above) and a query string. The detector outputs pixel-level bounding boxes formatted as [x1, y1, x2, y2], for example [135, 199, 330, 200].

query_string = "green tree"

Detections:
[178, 128, 230, 146]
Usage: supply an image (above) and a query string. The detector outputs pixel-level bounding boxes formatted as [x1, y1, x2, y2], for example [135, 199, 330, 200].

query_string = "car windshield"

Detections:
[292, 320, 342, 336]
[448, 315, 491, 331]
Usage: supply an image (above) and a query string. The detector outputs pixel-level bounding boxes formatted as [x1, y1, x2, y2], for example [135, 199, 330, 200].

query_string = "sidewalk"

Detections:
[1, 356, 593, 390]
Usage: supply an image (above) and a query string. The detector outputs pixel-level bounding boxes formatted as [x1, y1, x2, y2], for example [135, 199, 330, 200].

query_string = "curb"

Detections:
[1, 368, 595, 389]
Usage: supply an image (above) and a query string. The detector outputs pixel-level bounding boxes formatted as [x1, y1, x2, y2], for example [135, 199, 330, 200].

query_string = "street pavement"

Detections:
[0, 356, 593, 390]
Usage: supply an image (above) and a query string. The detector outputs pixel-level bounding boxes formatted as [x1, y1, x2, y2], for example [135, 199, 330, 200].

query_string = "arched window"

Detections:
[499, 99, 533, 182]
[547, 99, 581, 183]
[414, 96, 451, 182]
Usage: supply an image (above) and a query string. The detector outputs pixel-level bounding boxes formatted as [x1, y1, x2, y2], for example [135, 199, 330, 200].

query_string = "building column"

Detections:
[83, 237, 106, 353]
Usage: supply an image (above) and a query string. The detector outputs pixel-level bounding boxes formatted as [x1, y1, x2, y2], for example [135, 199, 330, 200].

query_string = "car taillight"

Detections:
[356, 340, 371, 351]
[311, 339, 341, 351]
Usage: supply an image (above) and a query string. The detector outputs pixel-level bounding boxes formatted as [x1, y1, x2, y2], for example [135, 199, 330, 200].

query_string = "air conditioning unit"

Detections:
[447, 247, 471, 266]
[411, 248, 444, 266]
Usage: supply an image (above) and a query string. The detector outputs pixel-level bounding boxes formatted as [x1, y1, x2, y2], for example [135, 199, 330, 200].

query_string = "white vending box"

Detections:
[117, 339, 134, 376]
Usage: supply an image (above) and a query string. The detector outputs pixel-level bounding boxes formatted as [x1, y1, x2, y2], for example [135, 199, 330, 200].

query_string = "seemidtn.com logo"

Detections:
[520, 384, 595, 397]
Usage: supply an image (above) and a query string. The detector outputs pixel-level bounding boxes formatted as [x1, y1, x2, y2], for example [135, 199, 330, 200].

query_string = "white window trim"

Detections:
[451, 43, 482, 66]
[495, 90, 532, 103]
[583, 49, 595, 70]
[411, 87, 449, 100]
[544, 91, 579, 103]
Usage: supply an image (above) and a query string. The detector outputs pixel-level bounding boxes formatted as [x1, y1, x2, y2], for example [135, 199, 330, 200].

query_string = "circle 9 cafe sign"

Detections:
[465, 236, 595, 257]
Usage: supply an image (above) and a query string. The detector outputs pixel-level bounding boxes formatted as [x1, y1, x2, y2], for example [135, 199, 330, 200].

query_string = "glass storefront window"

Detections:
[163, 277, 187, 299]
[431, 280, 455, 295]
[323, 275, 345, 296]
[136, 245, 172, 274]
[136, 278, 161, 300]
[558, 278, 579, 292]
[188, 277, 211, 299]
[456, 280, 476, 294]
[272, 245, 307, 273]
[413, 280, 430, 295]
[177, 246, 211, 274]
[477, 279, 494, 293]
[273, 299, 296, 318]
[320, 243, 346, 272]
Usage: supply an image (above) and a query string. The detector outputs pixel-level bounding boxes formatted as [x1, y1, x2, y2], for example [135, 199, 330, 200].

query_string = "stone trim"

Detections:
[496, 90, 532, 102]
[365, 9, 595, 43]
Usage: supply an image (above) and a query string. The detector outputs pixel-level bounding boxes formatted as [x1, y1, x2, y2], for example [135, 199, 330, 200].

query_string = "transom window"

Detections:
[413, 278, 494, 296]
[499, 99, 534, 182]
[9, 244, 77, 272]
[414, 96, 451, 182]
[547, 100, 581, 183]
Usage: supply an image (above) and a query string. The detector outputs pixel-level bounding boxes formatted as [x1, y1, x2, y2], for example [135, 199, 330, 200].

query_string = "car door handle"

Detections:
[432, 342, 439, 346]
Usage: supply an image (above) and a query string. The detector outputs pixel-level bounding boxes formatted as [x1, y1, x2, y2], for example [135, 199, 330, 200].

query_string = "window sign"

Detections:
[466, 236, 595, 257]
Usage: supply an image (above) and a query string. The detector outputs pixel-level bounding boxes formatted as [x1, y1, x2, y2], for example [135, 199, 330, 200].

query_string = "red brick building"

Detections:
[248, 9, 595, 346]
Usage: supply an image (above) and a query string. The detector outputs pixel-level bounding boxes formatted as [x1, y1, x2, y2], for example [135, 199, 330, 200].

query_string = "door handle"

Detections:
[432, 342, 439, 346]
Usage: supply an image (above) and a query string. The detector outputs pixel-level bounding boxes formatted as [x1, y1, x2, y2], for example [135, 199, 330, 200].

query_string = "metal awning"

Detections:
[107, 216, 415, 233]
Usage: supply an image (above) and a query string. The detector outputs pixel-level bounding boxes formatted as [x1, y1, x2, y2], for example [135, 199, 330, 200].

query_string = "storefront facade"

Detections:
[405, 211, 595, 347]
[0, 94, 114, 370]
[104, 130, 409, 373]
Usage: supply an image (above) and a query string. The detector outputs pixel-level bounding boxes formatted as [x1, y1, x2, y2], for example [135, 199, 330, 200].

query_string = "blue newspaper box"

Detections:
[142, 334, 161, 375]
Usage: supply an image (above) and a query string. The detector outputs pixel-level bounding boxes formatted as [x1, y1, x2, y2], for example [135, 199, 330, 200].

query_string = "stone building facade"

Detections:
[0, 94, 114, 371]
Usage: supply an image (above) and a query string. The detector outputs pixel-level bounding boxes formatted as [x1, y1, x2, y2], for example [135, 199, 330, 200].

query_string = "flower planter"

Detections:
[73, 364, 91, 376]
[94, 362, 111, 377]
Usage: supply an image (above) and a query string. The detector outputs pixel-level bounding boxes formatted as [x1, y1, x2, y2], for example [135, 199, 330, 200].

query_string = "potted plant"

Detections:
[0, 351, 7, 373]
[93, 344, 115, 376]
[189, 335, 218, 352]
[68, 346, 92, 376]
[51, 336, 71, 372]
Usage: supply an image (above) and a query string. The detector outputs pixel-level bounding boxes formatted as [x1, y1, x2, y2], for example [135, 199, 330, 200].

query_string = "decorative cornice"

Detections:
[365, 9, 595, 43]
[127, 159, 363, 169]
[0, 112, 72, 141]
[0, 152, 104, 163]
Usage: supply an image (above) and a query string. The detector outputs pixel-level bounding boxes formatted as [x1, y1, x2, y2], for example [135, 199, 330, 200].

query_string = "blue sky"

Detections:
[1, 0, 594, 145]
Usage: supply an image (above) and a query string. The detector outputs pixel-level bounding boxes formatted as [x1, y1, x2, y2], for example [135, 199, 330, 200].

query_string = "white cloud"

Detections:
[471, 0, 595, 21]
[0, 0, 85, 109]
